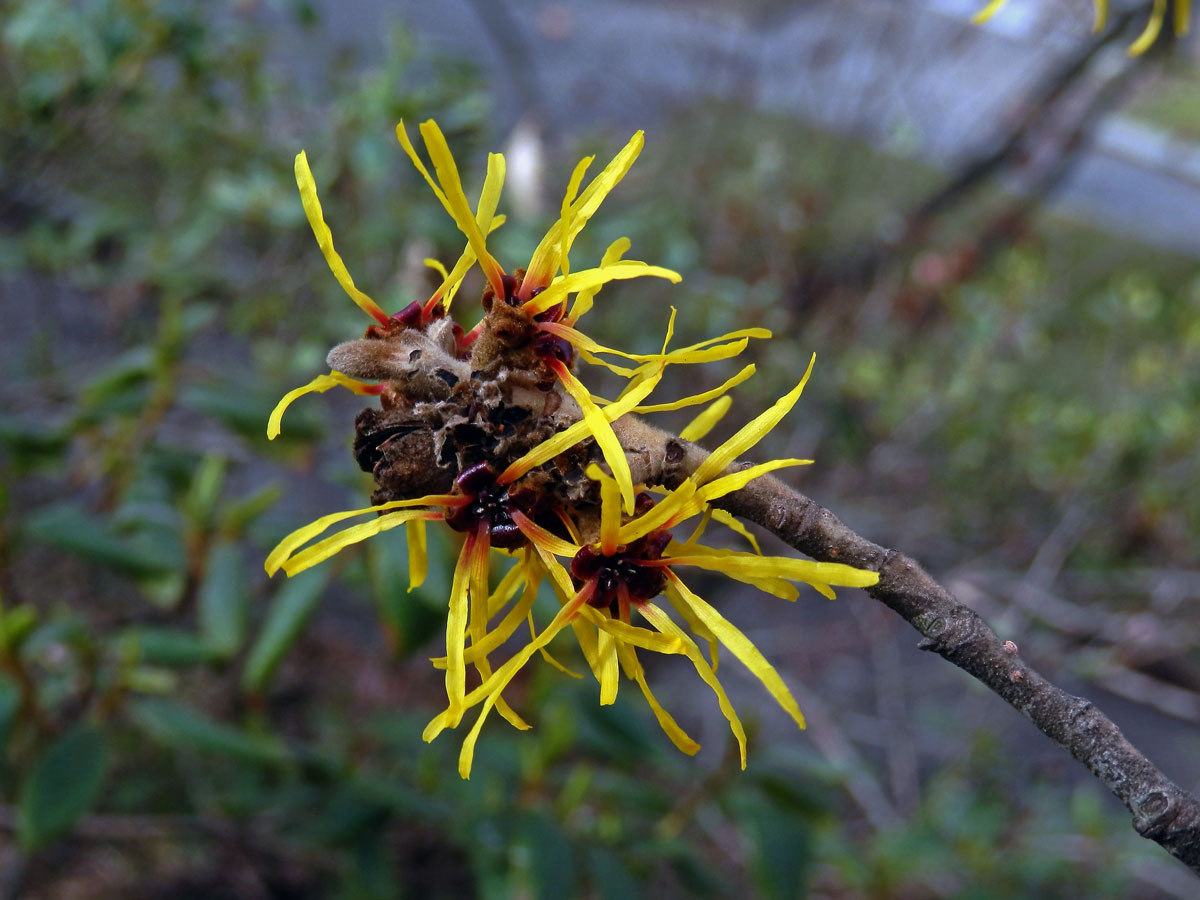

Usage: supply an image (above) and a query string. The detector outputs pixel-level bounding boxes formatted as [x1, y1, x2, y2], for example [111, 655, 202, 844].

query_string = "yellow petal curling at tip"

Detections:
[443, 583, 594, 777]
[680, 395, 732, 442]
[1129, 0, 1166, 55]
[575, 604, 688, 655]
[667, 549, 880, 596]
[268, 371, 380, 440]
[282, 509, 437, 576]
[973, 0, 1183, 49]
[709, 508, 762, 556]
[265, 492, 457, 575]
[294, 152, 389, 326]
[690, 353, 816, 488]
[466, 527, 529, 732]
[557, 154, 593, 278]
[667, 574, 806, 731]
[637, 600, 748, 768]
[617, 643, 700, 755]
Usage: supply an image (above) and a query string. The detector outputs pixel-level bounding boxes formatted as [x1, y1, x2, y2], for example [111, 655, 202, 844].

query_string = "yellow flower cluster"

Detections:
[974, 0, 1189, 54]
[266, 120, 879, 778]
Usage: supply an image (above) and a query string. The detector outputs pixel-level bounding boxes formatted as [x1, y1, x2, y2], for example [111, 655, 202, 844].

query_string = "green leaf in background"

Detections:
[125, 627, 222, 667]
[129, 698, 287, 766]
[17, 724, 109, 850]
[241, 568, 329, 694]
[0, 414, 68, 468]
[0, 675, 20, 748]
[518, 811, 577, 900]
[0, 602, 38, 653]
[739, 801, 814, 900]
[367, 526, 445, 655]
[24, 502, 176, 578]
[588, 847, 641, 900]
[219, 482, 283, 536]
[182, 452, 227, 529]
[197, 540, 248, 659]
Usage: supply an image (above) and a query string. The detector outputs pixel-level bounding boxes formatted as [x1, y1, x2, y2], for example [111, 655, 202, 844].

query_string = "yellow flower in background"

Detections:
[973, 0, 1189, 53]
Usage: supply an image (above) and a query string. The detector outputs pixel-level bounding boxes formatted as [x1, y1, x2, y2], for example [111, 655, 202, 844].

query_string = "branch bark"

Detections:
[652, 436, 1200, 875]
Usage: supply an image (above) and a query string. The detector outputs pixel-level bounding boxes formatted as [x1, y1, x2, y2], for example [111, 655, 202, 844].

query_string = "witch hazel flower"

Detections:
[265, 119, 879, 778]
[421, 356, 879, 777]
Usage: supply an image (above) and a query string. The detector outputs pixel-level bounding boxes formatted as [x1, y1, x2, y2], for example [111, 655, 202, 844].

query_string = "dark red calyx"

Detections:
[570, 530, 672, 609]
[530, 287, 566, 324]
[444, 463, 536, 549]
[533, 332, 574, 366]
[393, 300, 425, 328]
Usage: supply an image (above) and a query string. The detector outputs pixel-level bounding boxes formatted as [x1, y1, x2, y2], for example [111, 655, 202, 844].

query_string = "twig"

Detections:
[645, 436, 1200, 874]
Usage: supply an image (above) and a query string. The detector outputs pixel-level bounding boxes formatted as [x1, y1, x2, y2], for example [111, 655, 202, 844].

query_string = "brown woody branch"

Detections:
[629, 430, 1200, 875]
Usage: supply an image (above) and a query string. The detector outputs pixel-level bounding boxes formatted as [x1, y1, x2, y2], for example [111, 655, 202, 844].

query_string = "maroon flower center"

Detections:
[570, 530, 673, 611]
[443, 461, 535, 549]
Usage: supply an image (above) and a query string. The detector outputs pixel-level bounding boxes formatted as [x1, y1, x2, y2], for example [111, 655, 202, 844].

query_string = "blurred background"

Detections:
[2, 0, 1200, 896]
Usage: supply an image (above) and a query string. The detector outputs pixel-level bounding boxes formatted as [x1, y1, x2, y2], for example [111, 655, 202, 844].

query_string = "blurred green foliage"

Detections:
[1, 0, 1197, 896]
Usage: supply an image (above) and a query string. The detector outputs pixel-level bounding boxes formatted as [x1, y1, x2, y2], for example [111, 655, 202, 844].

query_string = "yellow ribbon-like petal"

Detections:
[597, 630, 618, 705]
[521, 132, 644, 297]
[679, 395, 731, 442]
[617, 643, 700, 755]
[523, 263, 681, 317]
[498, 363, 664, 485]
[1129, 0, 1167, 55]
[709, 508, 762, 555]
[294, 152, 389, 325]
[567, 237, 630, 324]
[267, 371, 379, 440]
[637, 600, 748, 768]
[970, 0, 1008, 24]
[586, 464, 623, 555]
[282, 508, 437, 576]
[690, 354, 816, 487]
[667, 574, 806, 730]
[397, 120, 506, 299]
[406, 518, 428, 592]
[453, 588, 590, 778]
[265, 492, 457, 575]
[616, 480, 699, 546]
[553, 362, 637, 514]
[634, 365, 757, 414]
[442, 532, 476, 729]
[696, 458, 812, 505]
[666, 548, 880, 594]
